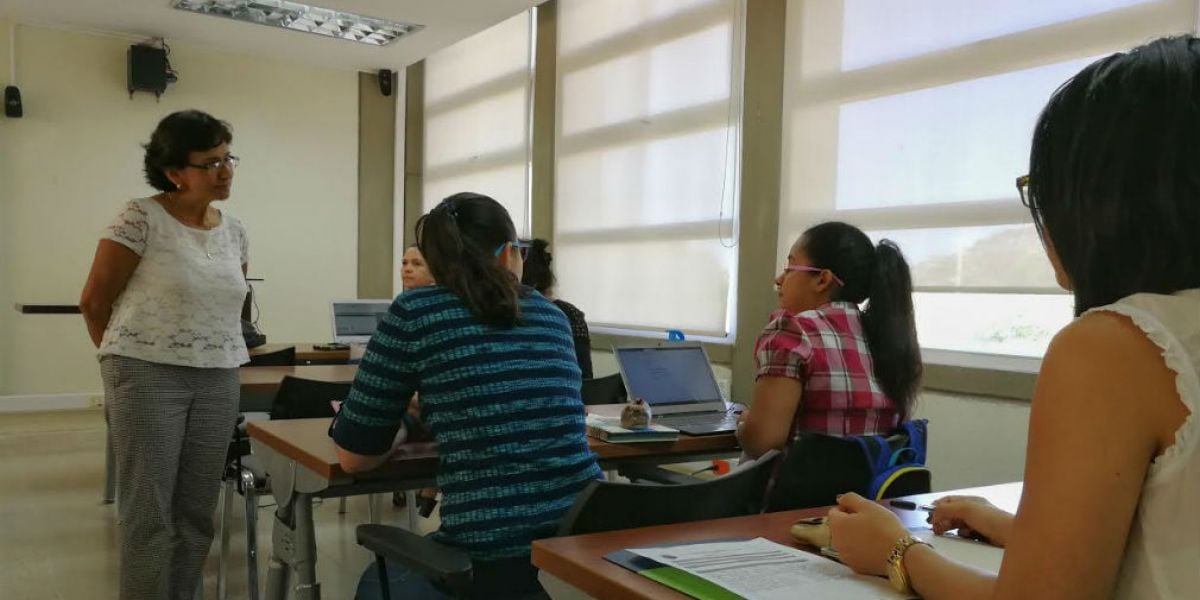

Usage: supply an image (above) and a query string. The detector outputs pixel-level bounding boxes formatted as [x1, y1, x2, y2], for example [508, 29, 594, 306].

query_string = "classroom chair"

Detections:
[243, 346, 297, 367]
[353, 450, 781, 600]
[579, 372, 627, 405]
[217, 376, 363, 600]
[763, 420, 931, 512]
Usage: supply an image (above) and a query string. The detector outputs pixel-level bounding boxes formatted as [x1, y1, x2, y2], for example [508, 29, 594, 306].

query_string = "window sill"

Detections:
[921, 349, 1040, 401]
[590, 330, 734, 363]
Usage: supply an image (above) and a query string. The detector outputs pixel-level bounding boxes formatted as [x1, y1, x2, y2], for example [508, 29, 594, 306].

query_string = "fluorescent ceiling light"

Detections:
[172, 0, 424, 46]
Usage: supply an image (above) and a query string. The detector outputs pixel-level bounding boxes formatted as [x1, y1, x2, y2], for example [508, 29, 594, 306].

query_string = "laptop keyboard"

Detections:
[656, 413, 739, 428]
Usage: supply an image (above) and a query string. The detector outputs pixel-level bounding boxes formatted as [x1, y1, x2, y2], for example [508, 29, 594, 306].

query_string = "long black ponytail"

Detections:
[415, 193, 525, 328]
[800, 222, 922, 420]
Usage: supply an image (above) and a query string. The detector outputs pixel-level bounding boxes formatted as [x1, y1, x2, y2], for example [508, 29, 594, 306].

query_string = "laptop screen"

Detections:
[615, 345, 722, 407]
[331, 300, 392, 343]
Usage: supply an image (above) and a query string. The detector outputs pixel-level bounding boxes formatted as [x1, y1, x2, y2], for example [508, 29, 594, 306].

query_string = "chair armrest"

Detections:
[356, 525, 472, 594]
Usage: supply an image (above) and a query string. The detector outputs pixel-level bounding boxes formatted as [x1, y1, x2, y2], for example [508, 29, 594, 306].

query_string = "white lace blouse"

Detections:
[1094, 290, 1200, 599]
[98, 197, 250, 369]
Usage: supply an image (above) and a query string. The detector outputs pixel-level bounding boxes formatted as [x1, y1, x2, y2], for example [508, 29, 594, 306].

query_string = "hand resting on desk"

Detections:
[928, 496, 1014, 548]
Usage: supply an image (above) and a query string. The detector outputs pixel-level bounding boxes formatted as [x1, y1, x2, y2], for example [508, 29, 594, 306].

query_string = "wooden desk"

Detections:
[532, 482, 1023, 600]
[248, 417, 738, 481]
[238, 364, 358, 394]
[249, 343, 351, 365]
[247, 414, 739, 600]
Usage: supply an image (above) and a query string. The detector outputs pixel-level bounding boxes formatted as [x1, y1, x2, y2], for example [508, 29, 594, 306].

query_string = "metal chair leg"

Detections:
[406, 491, 418, 531]
[338, 497, 348, 514]
[242, 469, 261, 600]
[217, 477, 234, 600]
[376, 554, 392, 600]
[367, 494, 382, 524]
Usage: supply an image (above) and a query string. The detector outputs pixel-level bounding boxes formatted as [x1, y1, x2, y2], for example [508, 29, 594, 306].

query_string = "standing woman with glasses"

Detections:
[335, 192, 601, 599]
[737, 221, 922, 457]
[80, 110, 249, 599]
[827, 36, 1200, 599]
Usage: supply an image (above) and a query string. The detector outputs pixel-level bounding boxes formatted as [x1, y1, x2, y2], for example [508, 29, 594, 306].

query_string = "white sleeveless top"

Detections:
[1090, 290, 1200, 599]
[98, 197, 250, 369]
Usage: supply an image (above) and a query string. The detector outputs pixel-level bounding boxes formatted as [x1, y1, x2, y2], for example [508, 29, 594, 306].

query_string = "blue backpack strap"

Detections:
[902, 419, 928, 464]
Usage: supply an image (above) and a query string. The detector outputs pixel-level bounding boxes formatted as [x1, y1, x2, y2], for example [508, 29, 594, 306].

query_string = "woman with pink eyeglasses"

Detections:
[737, 221, 922, 457]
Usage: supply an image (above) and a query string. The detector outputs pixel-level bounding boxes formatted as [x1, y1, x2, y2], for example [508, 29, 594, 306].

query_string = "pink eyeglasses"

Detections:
[784, 265, 845, 287]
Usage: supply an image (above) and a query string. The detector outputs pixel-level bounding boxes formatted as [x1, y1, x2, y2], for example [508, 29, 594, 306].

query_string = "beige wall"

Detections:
[0, 24, 358, 396]
[1, 19, 14, 396]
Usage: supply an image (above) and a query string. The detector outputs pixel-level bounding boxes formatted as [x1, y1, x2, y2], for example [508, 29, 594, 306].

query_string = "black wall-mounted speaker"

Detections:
[378, 69, 394, 97]
[4, 85, 22, 118]
[128, 44, 169, 97]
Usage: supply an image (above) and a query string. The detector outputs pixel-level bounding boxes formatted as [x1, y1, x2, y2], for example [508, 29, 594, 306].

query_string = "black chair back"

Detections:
[764, 429, 930, 512]
[580, 373, 627, 406]
[269, 376, 351, 420]
[245, 346, 297, 367]
[558, 451, 780, 536]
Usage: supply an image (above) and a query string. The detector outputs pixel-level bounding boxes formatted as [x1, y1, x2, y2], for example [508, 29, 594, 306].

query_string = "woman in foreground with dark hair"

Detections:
[828, 36, 1200, 599]
[80, 109, 248, 599]
[333, 193, 602, 599]
[521, 238, 593, 379]
[737, 221, 922, 457]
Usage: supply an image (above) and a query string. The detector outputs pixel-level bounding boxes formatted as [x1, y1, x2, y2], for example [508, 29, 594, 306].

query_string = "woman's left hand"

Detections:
[826, 493, 911, 577]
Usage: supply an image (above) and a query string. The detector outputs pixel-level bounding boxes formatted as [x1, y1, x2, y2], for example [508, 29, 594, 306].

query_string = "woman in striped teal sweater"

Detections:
[332, 192, 602, 599]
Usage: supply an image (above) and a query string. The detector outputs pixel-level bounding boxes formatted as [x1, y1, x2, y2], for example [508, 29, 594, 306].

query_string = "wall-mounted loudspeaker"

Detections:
[128, 44, 171, 98]
[378, 69, 394, 97]
[4, 86, 21, 118]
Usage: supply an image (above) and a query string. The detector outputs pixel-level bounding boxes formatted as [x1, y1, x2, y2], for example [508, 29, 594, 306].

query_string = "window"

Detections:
[780, 0, 1194, 358]
[423, 12, 533, 235]
[554, 0, 743, 338]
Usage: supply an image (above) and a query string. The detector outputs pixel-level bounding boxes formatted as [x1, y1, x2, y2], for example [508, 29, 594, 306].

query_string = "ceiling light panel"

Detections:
[172, 0, 424, 46]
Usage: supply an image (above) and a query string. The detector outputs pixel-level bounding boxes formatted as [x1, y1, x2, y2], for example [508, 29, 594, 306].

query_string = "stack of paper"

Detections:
[615, 538, 913, 600]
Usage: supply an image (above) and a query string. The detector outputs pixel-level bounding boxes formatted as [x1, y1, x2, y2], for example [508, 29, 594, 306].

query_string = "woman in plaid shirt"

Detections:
[738, 222, 921, 457]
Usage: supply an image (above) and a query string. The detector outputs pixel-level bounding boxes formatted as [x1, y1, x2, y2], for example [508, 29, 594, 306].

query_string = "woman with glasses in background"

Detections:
[334, 192, 602, 599]
[80, 110, 248, 599]
[827, 36, 1200, 599]
[737, 221, 922, 458]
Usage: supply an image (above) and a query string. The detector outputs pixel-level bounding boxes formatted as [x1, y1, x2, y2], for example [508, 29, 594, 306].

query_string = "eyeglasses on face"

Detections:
[187, 155, 240, 172]
[1016, 174, 1034, 209]
[783, 265, 845, 287]
[493, 239, 532, 260]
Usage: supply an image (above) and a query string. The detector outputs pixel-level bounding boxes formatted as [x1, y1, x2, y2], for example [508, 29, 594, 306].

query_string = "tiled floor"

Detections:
[0, 408, 439, 600]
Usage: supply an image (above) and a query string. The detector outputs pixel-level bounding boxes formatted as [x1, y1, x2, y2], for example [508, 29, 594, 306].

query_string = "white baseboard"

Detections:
[0, 393, 103, 413]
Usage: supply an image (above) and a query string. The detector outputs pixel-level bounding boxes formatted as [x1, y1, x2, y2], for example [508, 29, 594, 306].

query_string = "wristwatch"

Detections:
[886, 535, 931, 594]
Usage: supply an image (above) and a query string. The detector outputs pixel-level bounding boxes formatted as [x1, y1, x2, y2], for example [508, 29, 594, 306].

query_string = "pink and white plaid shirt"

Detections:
[754, 302, 899, 438]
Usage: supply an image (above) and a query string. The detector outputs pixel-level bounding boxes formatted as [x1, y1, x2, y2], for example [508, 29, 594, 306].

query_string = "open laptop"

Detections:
[614, 342, 739, 436]
[330, 300, 392, 344]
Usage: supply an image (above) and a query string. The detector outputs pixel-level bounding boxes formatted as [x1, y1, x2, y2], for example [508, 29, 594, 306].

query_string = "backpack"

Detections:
[763, 419, 931, 511]
[852, 419, 930, 500]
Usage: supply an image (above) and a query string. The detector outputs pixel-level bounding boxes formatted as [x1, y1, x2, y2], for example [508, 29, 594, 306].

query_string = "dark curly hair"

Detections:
[143, 110, 233, 192]
[520, 238, 556, 295]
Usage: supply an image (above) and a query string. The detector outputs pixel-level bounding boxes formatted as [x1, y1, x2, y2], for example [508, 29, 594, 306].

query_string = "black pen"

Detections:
[890, 499, 935, 511]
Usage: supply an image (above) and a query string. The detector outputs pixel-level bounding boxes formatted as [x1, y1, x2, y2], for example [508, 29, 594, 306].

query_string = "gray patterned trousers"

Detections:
[101, 355, 239, 600]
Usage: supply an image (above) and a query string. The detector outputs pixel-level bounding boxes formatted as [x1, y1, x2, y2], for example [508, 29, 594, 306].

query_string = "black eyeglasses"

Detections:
[1016, 174, 1033, 208]
[188, 155, 240, 172]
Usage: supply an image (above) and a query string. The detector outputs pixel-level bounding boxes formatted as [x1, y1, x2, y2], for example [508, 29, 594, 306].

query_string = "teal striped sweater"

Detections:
[332, 286, 602, 560]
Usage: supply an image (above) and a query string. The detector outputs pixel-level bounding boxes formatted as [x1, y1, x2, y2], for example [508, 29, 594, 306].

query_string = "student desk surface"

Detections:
[531, 482, 1023, 600]
[248, 343, 351, 364]
[246, 414, 740, 600]
[238, 364, 359, 394]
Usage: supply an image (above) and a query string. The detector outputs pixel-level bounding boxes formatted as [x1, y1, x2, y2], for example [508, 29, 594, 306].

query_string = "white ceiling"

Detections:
[0, 0, 541, 72]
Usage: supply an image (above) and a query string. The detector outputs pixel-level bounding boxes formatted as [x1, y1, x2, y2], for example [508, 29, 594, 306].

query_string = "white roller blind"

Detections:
[423, 12, 533, 235]
[780, 0, 1195, 357]
[555, 0, 742, 338]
